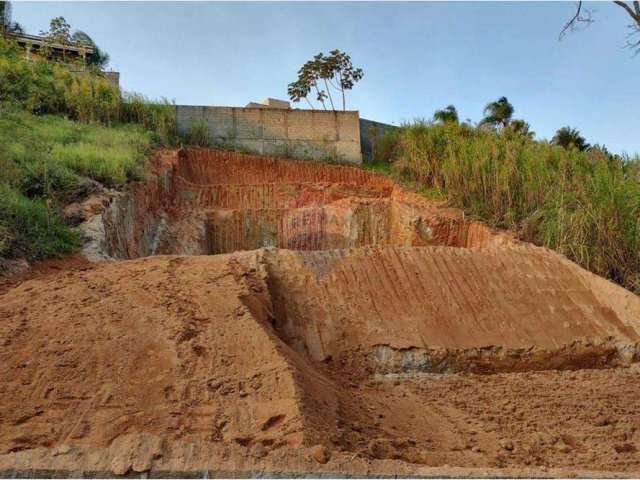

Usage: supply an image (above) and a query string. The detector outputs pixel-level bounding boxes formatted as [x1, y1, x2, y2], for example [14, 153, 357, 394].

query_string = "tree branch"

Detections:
[323, 78, 335, 111]
[338, 70, 346, 111]
[614, 1, 640, 22]
[312, 83, 326, 110]
[303, 96, 314, 109]
[560, 1, 593, 39]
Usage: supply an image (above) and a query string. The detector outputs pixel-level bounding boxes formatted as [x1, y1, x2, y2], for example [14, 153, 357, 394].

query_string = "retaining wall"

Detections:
[176, 106, 362, 164]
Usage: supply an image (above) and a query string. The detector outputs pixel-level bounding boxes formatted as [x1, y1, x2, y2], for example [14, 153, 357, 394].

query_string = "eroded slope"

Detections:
[2, 250, 640, 475]
[3, 148, 640, 476]
[103, 149, 512, 259]
[264, 246, 640, 371]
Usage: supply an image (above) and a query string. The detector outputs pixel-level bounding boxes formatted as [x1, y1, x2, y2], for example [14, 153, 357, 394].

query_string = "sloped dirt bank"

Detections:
[2, 249, 640, 475]
[3, 148, 640, 477]
[261, 246, 640, 373]
[102, 149, 512, 259]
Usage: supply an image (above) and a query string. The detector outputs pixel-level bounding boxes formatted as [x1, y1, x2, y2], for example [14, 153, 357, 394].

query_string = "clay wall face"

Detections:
[103, 149, 512, 259]
[176, 106, 362, 164]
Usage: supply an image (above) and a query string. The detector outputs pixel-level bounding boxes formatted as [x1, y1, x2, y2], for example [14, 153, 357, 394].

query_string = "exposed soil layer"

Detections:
[2, 149, 640, 476]
[103, 149, 512, 258]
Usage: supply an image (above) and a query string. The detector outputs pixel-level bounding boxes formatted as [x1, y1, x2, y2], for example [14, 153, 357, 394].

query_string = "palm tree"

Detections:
[552, 126, 590, 151]
[507, 119, 535, 139]
[433, 105, 459, 124]
[480, 96, 514, 128]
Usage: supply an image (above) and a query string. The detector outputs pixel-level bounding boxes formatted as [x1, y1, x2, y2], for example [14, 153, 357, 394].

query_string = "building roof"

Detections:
[245, 98, 290, 109]
[8, 32, 95, 55]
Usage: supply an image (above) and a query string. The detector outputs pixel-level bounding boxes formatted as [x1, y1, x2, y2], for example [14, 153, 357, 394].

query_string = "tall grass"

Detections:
[0, 109, 150, 191]
[0, 184, 80, 262]
[0, 109, 151, 263]
[0, 37, 121, 124]
[0, 37, 177, 144]
[382, 121, 640, 293]
[120, 92, 177, 146]
[183, 119, 210, 146]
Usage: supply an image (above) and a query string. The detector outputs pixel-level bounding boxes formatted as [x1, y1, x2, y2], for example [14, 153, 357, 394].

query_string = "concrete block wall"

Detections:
[176, 106, 362, 164]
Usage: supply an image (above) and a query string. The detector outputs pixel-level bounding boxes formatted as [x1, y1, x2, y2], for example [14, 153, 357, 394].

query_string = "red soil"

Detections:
[1, 149, 640, 477]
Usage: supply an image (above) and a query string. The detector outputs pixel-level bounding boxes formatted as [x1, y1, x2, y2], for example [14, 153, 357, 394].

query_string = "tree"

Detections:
[40, 16, 71, 44]
[433, 105, 459, 124]
[288, 50, 364, 111]
[40, 16, 72, 61]
[72, 30, 110, 69]
[0, 1, 11, 33]
[0, 1, 23, 35]
[561, 1, 640, 55]
[589, 143, 622, 163]
[287, 58, 322, 110]
[507, 119, 535, 139]
[552, 126, 590, 151]
[480, 96, 514, 128]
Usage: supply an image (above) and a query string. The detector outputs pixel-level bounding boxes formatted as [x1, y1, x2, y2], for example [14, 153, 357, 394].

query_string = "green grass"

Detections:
[0, 184, 80, 262]
[363, 160, 393, 176]
[0, 37, 120, 124]
[379, 121, 640, 293]
[120, 92, 178, 146]
[183, 119, 210, 146]
[0, 36, 179, 266]
[0, 109, 152, 264]
[0, 109, 150, 192]
[0, 37, 178, 145]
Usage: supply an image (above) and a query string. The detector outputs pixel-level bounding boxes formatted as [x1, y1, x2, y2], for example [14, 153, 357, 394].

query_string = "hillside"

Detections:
[2, 28, 640, 480]
[2, 149, 640, 477]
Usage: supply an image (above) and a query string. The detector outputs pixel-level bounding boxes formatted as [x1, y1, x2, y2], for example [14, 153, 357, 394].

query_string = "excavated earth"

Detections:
[2, 149, 640, 477]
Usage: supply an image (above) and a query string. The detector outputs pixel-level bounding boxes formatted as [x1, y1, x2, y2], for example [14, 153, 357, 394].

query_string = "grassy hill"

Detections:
[0, 35, 175, 267]
[0, 109, 151, 263]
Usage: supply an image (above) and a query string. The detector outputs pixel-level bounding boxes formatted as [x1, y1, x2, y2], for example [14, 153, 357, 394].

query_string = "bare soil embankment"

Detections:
[1, 149, 640, 477]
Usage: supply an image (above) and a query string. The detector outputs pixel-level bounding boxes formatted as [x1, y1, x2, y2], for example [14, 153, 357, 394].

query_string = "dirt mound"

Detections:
[2, 149, 640, 476]
[264, 246, 640, 371]
[2, 248, 640, 475]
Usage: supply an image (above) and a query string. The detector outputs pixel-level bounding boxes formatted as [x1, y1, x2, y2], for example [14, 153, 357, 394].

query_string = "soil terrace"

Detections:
[103, 149, 512, 258]
[1, 149, 640, 477]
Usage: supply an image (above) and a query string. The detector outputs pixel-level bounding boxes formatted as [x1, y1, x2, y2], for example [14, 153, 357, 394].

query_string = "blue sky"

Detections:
[13, 1, 639, 154]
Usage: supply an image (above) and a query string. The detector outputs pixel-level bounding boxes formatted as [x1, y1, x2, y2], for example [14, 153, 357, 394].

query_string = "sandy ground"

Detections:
[2, 149, 640, 477]
[1, 251, 640, 477]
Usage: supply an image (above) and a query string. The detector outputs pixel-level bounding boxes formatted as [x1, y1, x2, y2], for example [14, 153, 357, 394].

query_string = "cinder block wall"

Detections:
[176, 106, 362, 164]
